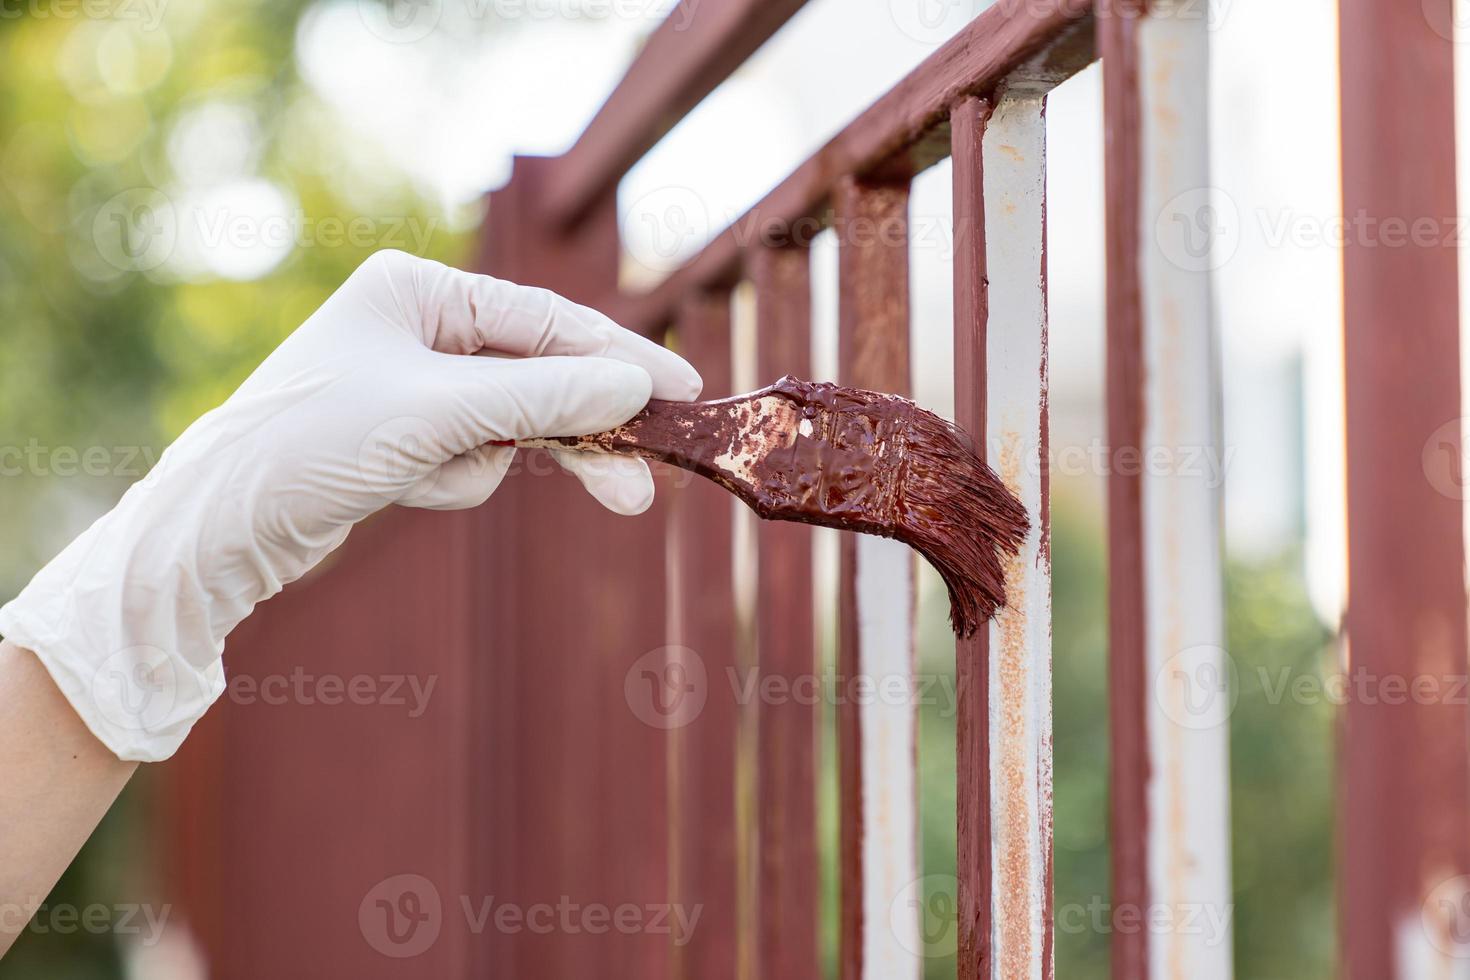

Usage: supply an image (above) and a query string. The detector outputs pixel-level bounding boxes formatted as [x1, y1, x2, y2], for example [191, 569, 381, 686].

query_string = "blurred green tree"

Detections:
[0, 3, 469, 974]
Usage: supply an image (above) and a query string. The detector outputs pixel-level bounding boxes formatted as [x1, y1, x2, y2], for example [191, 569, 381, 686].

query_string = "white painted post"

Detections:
[1137, 3, 1234, 977]
[857, 536, 920, 979]
[982, 86, 1054, 980]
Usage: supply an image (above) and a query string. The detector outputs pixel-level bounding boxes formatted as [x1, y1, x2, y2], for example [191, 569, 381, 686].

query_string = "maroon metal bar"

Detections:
[603, 0, 1093, 338]
[950, 94, 993, 980]
[749, 244, 820, 978]
[481, 157, 670, 978]
[1340, 3, 1470, 977]
[543, 0, 811, 230]
[834, 174, 913, 980]
[667, 289, 739, 980]
[1099, 6, 1152, 978]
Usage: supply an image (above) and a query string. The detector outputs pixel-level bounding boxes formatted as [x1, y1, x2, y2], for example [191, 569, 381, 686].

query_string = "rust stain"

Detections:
[995, 430, 1037, 979]
[1157, 291, 1191, 980]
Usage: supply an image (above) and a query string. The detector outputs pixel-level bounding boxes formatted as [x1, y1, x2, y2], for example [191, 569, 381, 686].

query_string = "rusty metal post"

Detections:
[834, 174, 920, 980]
[1340, 1, 1470, 976]
[976, 83, 1056, 980]
[1103, 3, 1232, 978]
[749, 245, 821, 979]
[951, 94, 995, 980]
[666, 289, 739, 980]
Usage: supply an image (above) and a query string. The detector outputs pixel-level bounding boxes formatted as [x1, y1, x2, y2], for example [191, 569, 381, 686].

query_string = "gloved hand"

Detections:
[0, 250, 701, 763]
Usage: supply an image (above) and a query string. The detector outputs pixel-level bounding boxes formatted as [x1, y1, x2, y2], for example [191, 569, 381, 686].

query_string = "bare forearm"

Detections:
[0, 639, 137, 959]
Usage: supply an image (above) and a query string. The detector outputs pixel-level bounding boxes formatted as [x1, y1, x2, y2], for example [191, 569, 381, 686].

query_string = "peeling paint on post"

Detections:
[835, 175, 921, 980]
[1104, 3, 1233, 978]
[980, 88, 1054, 980]
[951, 93, 994, 980]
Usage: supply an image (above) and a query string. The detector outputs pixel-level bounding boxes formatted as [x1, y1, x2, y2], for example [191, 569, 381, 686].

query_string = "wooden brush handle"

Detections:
[488, 385, 805, 487]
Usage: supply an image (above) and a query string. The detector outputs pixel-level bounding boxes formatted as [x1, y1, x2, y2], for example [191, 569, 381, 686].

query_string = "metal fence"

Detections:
[163, 2, 1470, 979]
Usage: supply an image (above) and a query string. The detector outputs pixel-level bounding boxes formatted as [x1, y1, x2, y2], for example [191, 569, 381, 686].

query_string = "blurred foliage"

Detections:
[0, 3, 469, 975]
[0, 0, 472, 600]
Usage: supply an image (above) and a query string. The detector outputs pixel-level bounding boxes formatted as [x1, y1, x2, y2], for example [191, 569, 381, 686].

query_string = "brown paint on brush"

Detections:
[504, 376, 1029, 636]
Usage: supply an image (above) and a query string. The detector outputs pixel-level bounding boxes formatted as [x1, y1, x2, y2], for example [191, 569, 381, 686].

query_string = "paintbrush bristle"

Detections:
[890, 406, 1030, 637]
[735, 377, 1029, 637]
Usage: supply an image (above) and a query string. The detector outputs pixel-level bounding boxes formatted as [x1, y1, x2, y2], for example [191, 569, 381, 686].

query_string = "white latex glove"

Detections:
[0, 250, 701, 763]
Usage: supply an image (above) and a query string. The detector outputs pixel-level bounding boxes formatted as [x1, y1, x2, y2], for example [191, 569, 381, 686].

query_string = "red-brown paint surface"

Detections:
[835, 175, 913, 980]
[668, 291, 739, 980]
[951, 93, 995, 980]
[751, 246, 821, 980]
[1340, 3, 1470, 978]
[1100, 6, 1152, 979]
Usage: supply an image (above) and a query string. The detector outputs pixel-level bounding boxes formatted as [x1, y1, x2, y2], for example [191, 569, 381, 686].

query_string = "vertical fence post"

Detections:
[480, 155, 670, 979]
[954, 87, 1060, 980]
[834, 174, 921, 980]
[667, 290, 739, 980]
[963, 83, 1057, 980]
[952, 94, 995, 980]
[1102, 4, 1233, 979]
[1340, 2, 1470, 977]
[749, 245, 822, 978]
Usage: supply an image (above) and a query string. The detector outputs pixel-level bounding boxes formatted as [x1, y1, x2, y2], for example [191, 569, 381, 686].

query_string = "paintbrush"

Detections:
[495, 376, 1028, 637]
